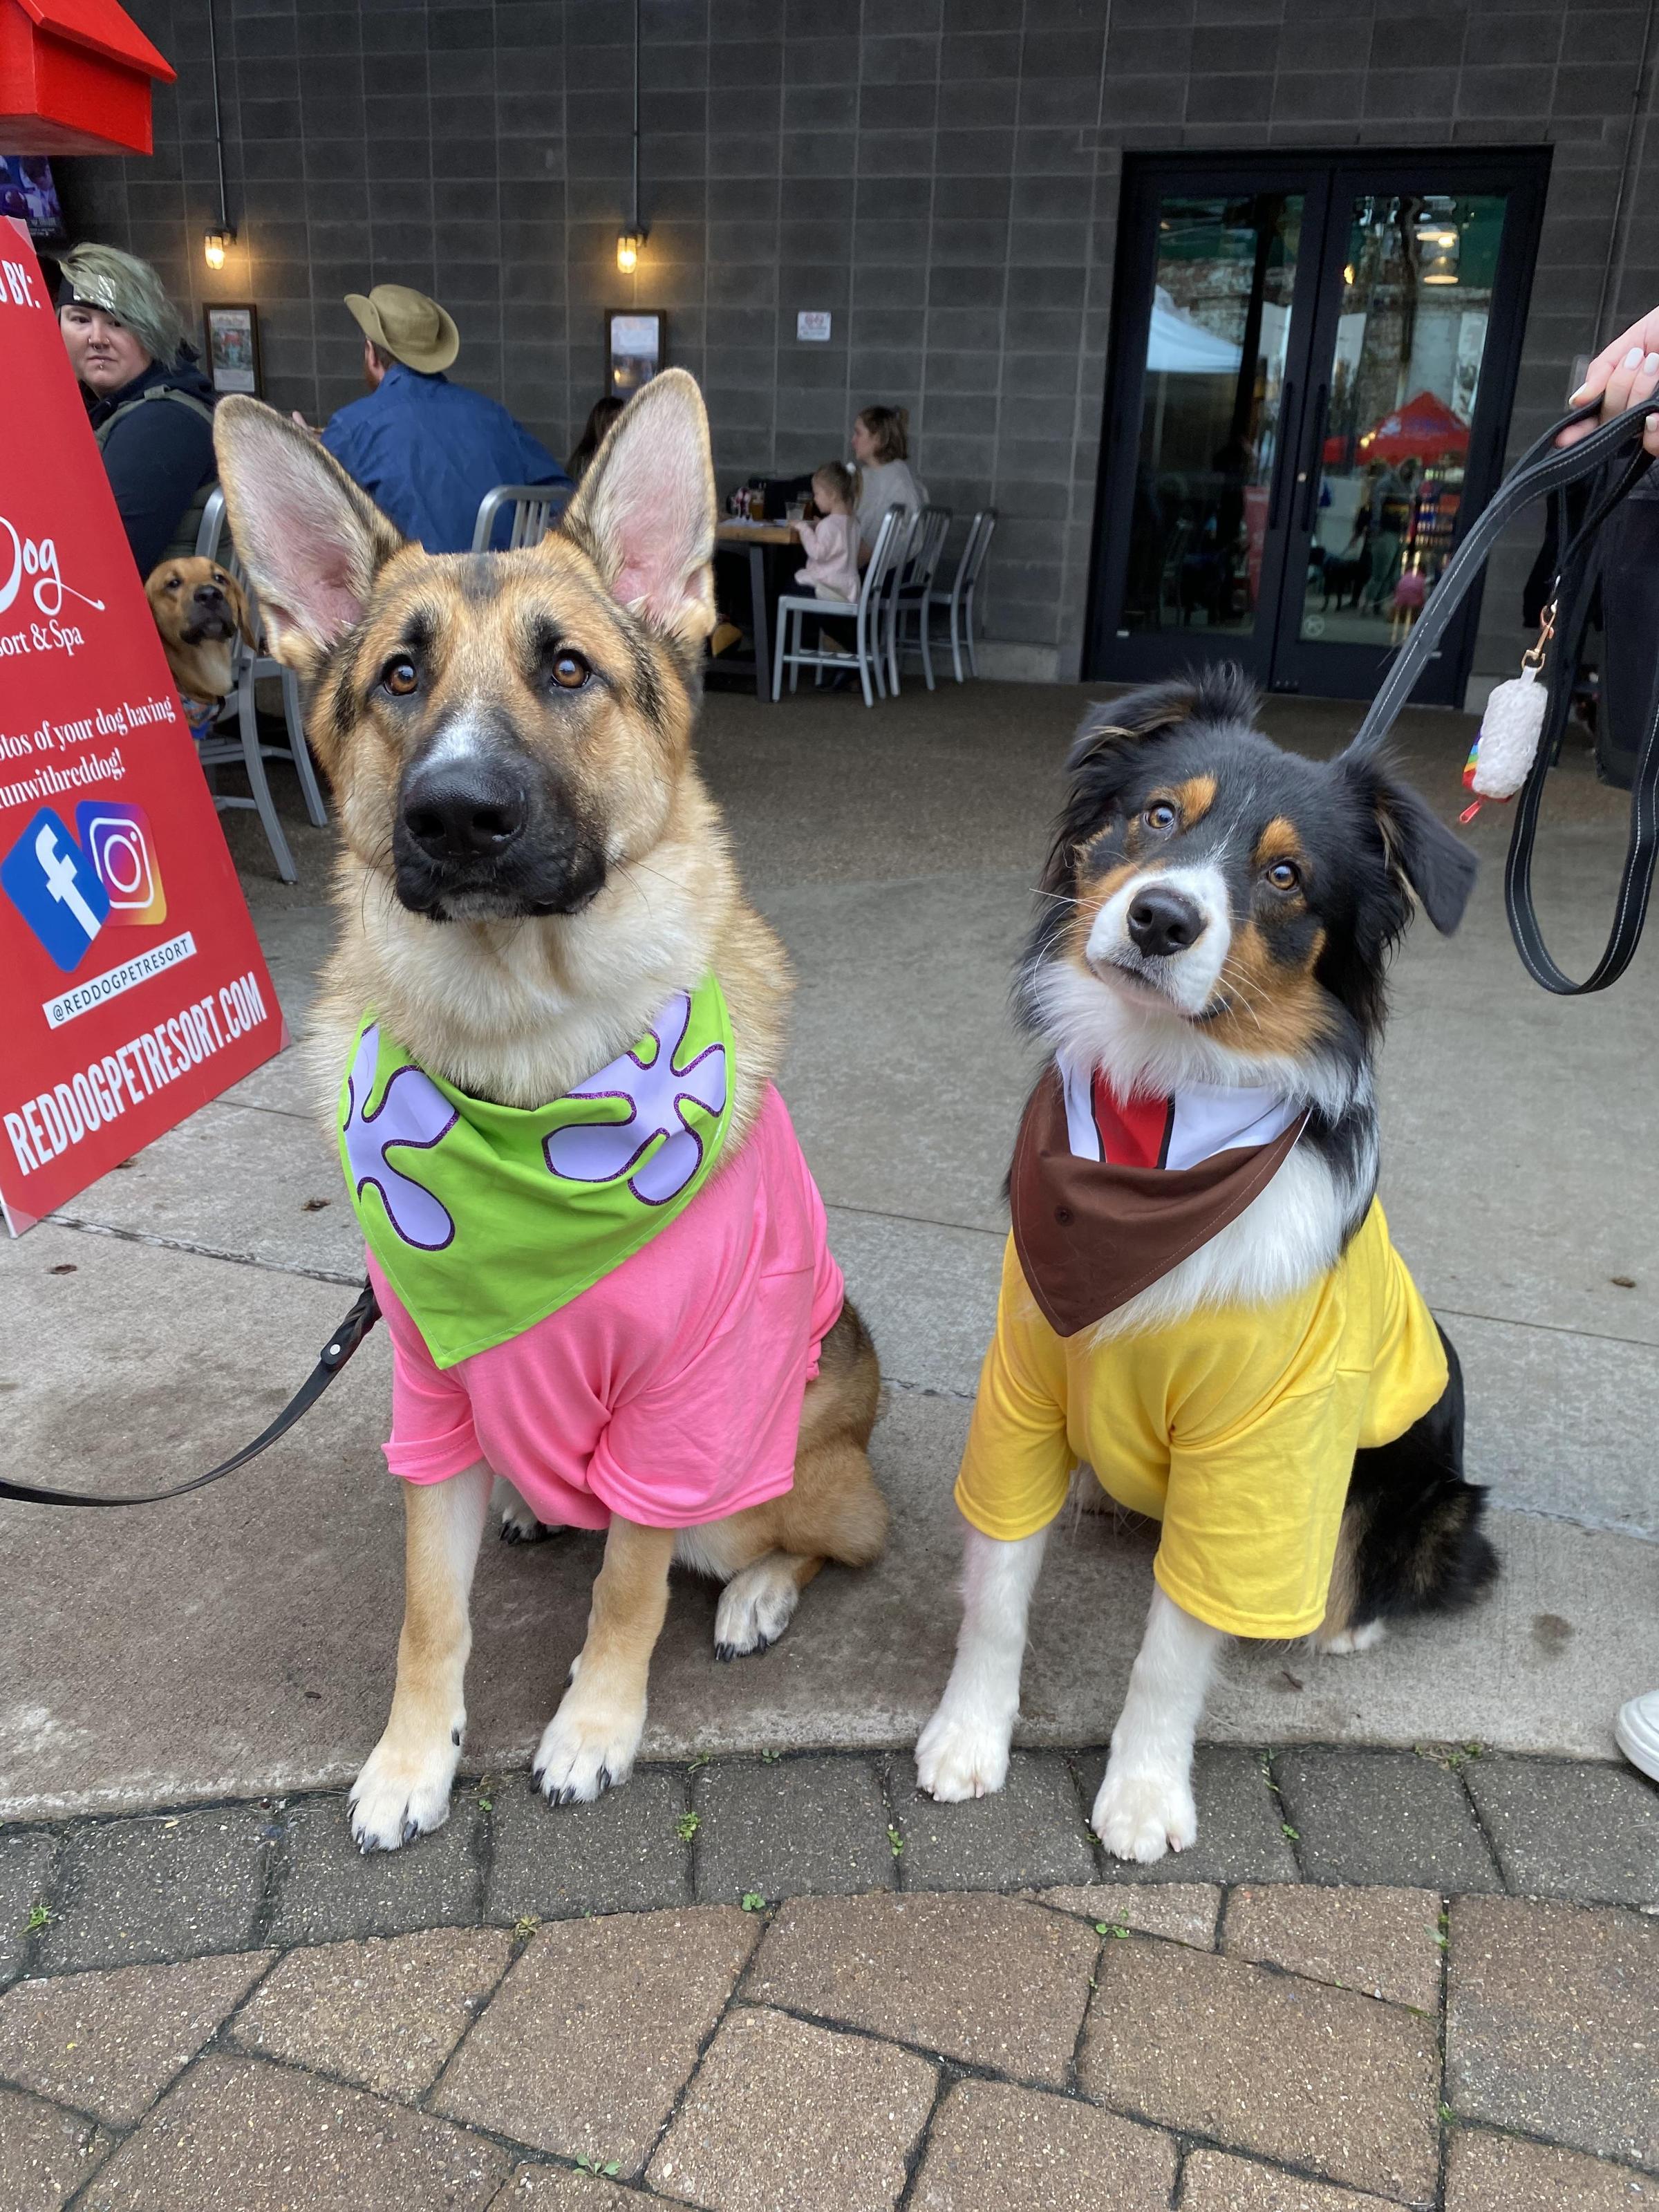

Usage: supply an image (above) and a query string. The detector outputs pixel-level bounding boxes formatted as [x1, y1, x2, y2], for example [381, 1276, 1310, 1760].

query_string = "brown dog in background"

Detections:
[144, 555, 247, 727]
[210, 371, 887, 1851]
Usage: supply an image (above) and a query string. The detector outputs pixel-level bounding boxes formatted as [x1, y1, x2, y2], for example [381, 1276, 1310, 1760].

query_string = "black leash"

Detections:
[0, 1280, 379, 1508]
[1345, 394, 1659, 995]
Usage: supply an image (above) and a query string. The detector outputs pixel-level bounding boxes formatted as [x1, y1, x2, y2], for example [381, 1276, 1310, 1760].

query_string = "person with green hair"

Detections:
[57, 243, 219, 574]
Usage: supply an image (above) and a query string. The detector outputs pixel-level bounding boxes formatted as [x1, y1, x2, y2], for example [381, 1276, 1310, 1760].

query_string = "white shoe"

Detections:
[1615, 1689, 1659, 1781]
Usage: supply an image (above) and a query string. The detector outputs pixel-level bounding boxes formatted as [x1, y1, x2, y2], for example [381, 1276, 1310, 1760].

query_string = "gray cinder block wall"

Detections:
[57, 0, 1659, 689]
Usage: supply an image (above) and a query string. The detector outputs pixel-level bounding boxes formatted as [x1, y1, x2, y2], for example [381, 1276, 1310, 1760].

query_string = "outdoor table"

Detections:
[713, 518, 802, 702]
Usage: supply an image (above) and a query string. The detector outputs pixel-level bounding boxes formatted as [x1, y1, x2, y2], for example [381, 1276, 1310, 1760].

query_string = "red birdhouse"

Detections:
[0, 0, 175, 158]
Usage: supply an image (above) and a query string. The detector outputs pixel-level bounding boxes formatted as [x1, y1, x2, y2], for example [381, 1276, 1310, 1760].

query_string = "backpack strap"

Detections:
[93, 382, 218, 447]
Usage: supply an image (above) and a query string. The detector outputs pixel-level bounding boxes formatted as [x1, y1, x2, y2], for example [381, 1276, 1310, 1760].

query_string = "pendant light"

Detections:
[616, 0, 646, 274]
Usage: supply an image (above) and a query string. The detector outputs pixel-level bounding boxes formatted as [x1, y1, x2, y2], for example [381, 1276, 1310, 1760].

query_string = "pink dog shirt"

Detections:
[368, 1082, 844, 1530]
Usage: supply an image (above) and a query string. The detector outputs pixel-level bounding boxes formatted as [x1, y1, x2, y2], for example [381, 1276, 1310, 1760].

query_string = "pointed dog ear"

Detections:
[212, 397, 405, 674]
[1344, 756, 1477, 935]
[560, 368, 717, 647]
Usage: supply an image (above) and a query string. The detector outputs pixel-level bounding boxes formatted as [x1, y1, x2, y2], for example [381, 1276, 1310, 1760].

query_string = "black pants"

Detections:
[803, 597, 857, 653]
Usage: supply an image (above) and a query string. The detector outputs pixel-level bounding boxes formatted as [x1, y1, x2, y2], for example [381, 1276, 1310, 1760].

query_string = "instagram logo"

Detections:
[75, 799, 167, 928]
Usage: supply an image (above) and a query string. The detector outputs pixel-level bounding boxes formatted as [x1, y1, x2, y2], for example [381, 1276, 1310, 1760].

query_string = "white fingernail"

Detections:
[1644, 354, 1659, 375]
[1648, 412, 1658, 429]
[1626, 346, 1646, 367]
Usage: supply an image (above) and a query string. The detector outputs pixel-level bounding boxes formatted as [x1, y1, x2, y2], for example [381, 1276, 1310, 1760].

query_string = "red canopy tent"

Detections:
[1324, 390, 1471, 469]
[0, 0, 174, 156]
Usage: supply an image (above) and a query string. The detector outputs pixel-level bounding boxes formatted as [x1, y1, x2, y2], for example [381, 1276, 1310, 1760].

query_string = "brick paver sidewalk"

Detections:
[3, 1745, 1657, 2210]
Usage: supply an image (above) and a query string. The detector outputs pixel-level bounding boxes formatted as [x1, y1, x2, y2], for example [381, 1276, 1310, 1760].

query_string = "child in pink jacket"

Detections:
[795, 462, 861, 604]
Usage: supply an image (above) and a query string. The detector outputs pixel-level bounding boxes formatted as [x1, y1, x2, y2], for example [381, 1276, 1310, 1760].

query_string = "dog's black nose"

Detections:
[1127, 883, 1206, 958]
[191, 582, 225, 607]
[401, 763, 529, 862]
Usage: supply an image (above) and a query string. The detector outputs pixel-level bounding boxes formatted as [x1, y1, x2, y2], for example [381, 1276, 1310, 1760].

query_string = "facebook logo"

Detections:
[2, 807, 111, 973]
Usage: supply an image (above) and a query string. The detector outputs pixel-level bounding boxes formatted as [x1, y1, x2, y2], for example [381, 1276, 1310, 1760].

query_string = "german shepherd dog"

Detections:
[916, 673, 1496, 1861]
[212, 373, 886, 1851]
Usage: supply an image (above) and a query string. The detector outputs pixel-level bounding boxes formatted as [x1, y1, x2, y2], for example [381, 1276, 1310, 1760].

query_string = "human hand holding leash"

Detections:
[1562, 310, 1659, 451]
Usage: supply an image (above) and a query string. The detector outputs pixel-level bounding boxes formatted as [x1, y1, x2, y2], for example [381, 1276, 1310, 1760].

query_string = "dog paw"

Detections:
[532, 1696, 642, 1806]
[915, 1702, 1012, 1801]
[500, 1515, 561, 1546]
[713, 1559, 800, 1660]
[348, 1733, 459, 1853]
[1092, 1765, 1197, 1863]
[492, 1477, 560, 1546]
[1318, 1618, 1387, 1656]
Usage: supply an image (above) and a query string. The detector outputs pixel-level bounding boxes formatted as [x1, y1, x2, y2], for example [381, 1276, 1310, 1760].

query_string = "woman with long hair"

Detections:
[851, 404, 926, 562]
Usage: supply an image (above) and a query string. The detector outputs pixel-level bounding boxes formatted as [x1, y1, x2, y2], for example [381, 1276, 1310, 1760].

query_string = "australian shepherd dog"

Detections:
[211, 372, 885, 1852]
[916, 671, 1497, 1862]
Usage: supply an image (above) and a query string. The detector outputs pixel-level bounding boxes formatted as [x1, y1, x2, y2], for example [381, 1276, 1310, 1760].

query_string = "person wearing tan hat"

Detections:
[319, 283, 570, 553]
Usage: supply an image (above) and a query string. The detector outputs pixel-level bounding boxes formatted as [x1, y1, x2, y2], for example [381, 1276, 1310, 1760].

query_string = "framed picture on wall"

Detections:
[606, 309, 665, 398]
[203, 303, 261, 396]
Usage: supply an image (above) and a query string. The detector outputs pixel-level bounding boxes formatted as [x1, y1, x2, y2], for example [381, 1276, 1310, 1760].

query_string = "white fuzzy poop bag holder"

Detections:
[1460, 601, 1555, 822]
[1350, 390, 1657, 995]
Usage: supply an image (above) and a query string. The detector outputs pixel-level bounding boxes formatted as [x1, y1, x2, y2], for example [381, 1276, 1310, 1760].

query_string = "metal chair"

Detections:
[944, 507, 997, 681]
[191, 487, 328, 884]
[471, 482, 570, 552]
[869, 506, 923, 698]
[772, 506, 906, 709]
[890, 505, 953, 691]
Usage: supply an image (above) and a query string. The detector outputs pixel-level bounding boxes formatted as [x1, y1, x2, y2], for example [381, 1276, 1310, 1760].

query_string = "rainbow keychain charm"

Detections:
[1461, 599, 1555, 823]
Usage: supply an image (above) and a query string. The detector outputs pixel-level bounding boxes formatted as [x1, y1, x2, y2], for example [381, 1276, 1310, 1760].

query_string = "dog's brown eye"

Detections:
[550, 649, 591, 691]
[1266, 859, 1301, 891]
[382, 657, 418, 697]
[1144, 802, 1177, 832]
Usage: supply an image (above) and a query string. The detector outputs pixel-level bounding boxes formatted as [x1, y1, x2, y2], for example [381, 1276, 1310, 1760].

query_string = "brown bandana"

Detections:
[1010, 1065, 1309, 1337]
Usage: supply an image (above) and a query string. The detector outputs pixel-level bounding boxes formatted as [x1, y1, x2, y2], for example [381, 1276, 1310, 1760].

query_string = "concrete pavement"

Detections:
[2, 679, 1657, 1819]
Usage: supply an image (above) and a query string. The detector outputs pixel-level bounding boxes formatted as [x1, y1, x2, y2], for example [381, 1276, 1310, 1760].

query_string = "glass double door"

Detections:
[1087, 151, 1550, 702]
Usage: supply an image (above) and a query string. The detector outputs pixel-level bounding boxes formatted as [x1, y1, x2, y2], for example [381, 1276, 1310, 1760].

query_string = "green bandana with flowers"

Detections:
[339, 976, 733, 1367]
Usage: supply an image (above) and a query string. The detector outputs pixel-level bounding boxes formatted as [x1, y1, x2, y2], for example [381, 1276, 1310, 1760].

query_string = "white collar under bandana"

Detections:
[1013, 1056, 1311, 1335]
[1057, 1052, 1304, 1172]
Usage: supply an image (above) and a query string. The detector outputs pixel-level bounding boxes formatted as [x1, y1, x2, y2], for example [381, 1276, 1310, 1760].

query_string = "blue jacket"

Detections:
[321, 364, 571, 553]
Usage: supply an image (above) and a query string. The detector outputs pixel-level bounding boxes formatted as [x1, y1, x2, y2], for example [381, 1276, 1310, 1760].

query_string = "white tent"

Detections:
[1146, 286, 1244, 374]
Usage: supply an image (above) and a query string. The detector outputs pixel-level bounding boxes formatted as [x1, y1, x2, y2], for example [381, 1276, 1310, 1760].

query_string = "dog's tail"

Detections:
[806, 1293, 881, 1450]
[1323, 1326, 1499, 1643]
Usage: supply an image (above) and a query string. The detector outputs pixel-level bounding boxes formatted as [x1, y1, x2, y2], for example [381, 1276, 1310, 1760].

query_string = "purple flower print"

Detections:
[342, 1024, 458, 1250]
[543, 991, 728, 1205]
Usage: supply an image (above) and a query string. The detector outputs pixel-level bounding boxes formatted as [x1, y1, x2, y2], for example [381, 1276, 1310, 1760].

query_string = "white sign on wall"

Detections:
[796, 311, 832, 343]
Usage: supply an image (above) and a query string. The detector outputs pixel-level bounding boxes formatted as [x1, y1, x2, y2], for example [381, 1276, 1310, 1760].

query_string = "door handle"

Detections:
[1268, 381, 1296, 531]
[1300, 384, 1329, 534]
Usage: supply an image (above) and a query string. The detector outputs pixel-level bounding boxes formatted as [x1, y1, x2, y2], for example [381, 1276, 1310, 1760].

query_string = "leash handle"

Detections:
[1344, 397, 1659, 996]
[0, 1282, 379, 1508]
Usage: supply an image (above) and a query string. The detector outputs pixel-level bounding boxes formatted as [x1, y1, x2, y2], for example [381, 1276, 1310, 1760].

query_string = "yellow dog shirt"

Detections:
[954, 1201, 1448, 1640]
